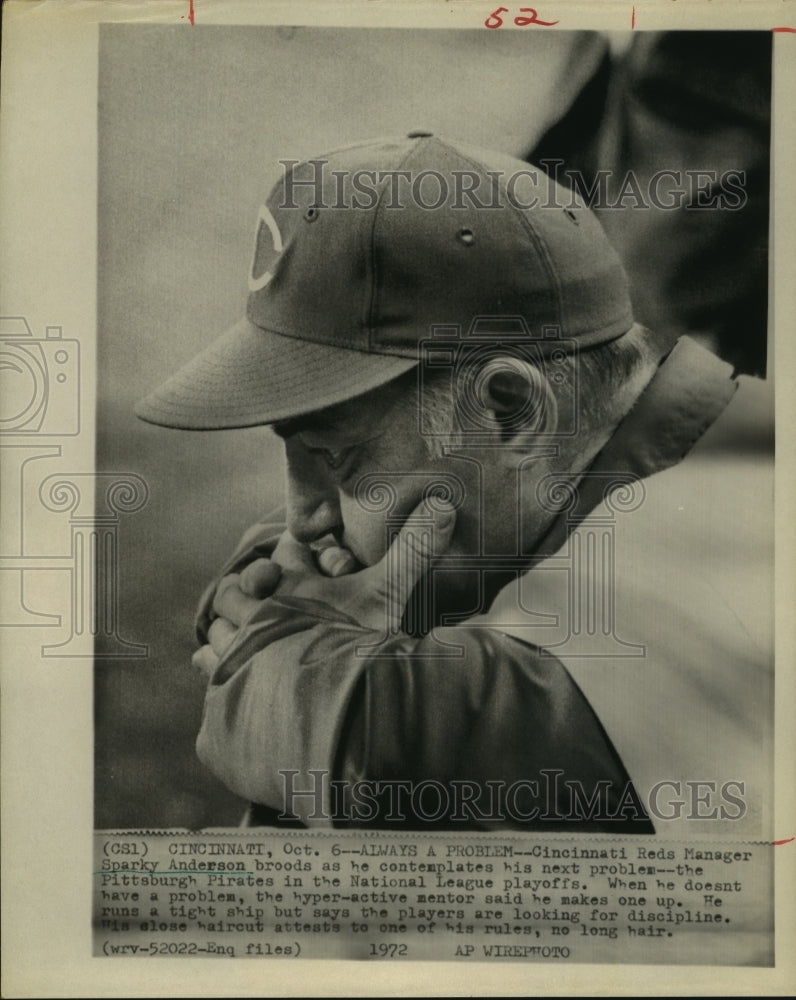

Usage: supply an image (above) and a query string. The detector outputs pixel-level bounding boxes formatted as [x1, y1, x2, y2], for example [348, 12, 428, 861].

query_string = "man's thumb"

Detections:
[271, 531, 317, 573]
[380, 500, 456, 615]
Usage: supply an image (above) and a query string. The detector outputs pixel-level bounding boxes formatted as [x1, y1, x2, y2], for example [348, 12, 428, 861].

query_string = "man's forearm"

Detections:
[196, 597, 651, 830]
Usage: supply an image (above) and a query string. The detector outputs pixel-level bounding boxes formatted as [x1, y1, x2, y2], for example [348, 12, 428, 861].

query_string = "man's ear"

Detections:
[475, 357, 558, 442]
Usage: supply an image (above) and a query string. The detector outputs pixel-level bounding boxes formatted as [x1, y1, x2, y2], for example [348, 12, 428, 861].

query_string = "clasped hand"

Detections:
[193, 500, 455, 680]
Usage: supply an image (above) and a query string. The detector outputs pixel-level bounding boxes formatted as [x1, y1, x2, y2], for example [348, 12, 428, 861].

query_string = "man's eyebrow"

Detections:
[271, 414, 329, 439]
[272, 419, 305, 439]
[272, 395, 364, 438]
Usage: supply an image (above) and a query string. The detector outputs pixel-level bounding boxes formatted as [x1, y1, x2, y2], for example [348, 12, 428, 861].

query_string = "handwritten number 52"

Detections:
[485, 7, 559, 28]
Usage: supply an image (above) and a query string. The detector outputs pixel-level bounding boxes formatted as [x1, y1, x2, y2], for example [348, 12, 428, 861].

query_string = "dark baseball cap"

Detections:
[135, 132, 634, 429]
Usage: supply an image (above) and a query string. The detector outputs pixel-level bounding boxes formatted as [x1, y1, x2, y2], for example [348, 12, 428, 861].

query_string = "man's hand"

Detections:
[191, 558, 278, 680]
[192, 541, 354, 680]
[192, 500, 456, 681]
[270, 502, 456, 633]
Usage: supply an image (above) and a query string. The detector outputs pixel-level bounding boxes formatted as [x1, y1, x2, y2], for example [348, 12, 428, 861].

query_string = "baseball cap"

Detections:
[135, 132, 634, 430]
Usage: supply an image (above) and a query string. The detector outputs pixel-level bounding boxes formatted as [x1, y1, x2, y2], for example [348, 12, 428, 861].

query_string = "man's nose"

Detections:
[284, 447, 343, 544]
[287, 490, 343, 544]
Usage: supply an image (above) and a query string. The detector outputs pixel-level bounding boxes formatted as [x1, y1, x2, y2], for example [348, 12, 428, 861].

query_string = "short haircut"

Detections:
[413, 324, 659, 458]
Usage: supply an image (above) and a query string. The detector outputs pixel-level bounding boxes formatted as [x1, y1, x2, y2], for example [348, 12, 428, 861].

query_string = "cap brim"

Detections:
[134, 318, 419, 430]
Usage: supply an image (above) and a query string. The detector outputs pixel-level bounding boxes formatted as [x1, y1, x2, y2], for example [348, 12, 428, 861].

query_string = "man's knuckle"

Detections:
[212, 575, 240, 614]
[208, 617, 235, 654]
[192, 645, 215, 674]
[240, 558, 279, 596]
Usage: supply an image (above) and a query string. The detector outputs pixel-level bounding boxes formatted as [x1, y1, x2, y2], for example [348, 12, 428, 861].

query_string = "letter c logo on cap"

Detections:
[248, 204, 284, 292]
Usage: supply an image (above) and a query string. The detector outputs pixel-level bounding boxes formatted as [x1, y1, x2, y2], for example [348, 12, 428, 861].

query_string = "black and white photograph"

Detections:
[1, 1, 794, 995]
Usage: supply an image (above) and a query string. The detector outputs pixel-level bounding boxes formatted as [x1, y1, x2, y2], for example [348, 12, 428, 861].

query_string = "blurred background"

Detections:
[95, 26, 772, 829]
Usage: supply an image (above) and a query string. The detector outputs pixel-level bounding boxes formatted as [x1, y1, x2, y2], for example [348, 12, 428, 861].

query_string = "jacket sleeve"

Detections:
[195, 588, 652, 831]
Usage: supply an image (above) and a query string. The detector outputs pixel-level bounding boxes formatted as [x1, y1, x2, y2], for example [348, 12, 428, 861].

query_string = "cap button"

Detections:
[407, 129, 433, 139]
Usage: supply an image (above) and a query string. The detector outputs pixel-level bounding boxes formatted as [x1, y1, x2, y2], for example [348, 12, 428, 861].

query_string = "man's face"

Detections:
[273, 372, 525, 574]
